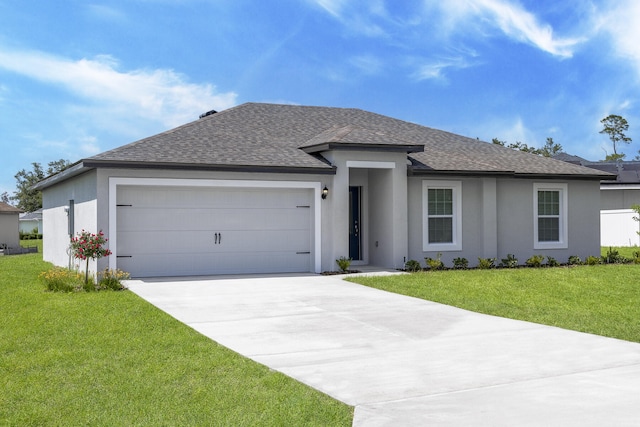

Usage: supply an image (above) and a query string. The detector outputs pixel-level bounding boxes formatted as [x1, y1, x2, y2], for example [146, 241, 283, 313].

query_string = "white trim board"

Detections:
[108, 177, 322, 274]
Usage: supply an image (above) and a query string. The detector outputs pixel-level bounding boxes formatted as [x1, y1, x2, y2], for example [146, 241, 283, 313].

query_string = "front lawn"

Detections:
[0, 253, 352, 426]
[349, 264, 640, 343]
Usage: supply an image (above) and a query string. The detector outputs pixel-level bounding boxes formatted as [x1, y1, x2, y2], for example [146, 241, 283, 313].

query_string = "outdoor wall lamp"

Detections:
[321, 186, 329, 200]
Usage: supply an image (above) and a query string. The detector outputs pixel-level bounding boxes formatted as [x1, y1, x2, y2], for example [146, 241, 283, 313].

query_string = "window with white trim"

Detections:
[533, 183, 568, 249]
[422, 180, 462, 251]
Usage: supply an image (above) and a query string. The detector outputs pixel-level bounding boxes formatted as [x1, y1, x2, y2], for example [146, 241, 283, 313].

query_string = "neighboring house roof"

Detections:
[19, 209, 43, 221]
[0, 202, 22, 214]
[553, 155, 640, 185]
[35, 103, 613, 189]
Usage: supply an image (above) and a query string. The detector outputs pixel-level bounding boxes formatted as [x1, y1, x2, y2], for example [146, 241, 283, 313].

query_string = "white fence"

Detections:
[601, 209, 640, 247]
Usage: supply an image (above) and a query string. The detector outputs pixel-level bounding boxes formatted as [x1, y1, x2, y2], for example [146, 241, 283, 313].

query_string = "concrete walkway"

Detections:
[127, 274, 640, 426]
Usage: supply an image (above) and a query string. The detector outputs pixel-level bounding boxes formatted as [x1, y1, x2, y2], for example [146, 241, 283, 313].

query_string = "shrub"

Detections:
[40, 267, 86, 292]
[499, 254, 518, 268]
[585, 255, 601, 266]
[546, 256, 560, 267]
[568, 255, 582, 265]
[477, 257, 495, 269]
[633, 251, 640, 264]
[97, 268, 130, 291]
[70, 230, 112, 284]
[336, 256, 352, 272]
[424, 253, 444, 270]
[452, 257, 468, 270]
[603, 247, 629, 264]
[404, 259, 422, 272]
[525, 255, 545, 268]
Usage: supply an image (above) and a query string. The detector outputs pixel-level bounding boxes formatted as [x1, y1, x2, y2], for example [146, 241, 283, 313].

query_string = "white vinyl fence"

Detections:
[601, 209, 640, 247]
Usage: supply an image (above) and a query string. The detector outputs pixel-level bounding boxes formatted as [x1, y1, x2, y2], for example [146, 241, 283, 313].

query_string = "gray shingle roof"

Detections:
[85, 102, 611, 179]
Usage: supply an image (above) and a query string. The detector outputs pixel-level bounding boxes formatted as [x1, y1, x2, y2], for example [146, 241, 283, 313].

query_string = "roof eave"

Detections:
[409, 167, 614, 180]
[82, 159, 337, 175]
[301, 142, 424, 154]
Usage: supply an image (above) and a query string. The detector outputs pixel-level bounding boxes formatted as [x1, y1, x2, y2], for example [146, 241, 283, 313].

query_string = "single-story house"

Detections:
[554, 154, 640, 247]
[0, 201, 23, 250]
[35, 103, 613, 277]
[19, 209, 43, 235]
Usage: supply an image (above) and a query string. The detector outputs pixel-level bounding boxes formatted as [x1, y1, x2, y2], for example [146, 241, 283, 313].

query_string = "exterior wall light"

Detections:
[322, 186, 329, 200]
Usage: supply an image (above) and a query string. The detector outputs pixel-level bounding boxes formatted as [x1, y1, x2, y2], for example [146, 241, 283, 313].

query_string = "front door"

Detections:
[349, 186, 362, 260]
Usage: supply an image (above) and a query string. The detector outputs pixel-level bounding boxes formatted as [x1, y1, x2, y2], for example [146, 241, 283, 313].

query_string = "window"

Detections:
[423, 181, 462, 251]
[533, 183, 567, 249]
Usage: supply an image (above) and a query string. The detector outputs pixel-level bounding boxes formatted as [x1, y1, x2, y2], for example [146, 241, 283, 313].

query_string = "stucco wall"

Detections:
[600, 188, 640, 210]
[0, 214, 20, 249]
[408, 176, 602, 267]
[42, 170, 98, 270]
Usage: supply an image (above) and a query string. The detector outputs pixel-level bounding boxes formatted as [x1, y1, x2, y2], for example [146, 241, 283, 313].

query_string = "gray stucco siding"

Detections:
[408, 176, 602, 268]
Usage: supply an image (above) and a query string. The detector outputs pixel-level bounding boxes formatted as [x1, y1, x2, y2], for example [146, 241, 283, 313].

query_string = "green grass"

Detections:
[20, 238, 43, 253]
[349, 264, 640, 343]
[0, 253, 352, 426]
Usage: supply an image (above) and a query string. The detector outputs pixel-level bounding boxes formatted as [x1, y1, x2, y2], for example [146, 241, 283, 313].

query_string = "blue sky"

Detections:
[1, 0, 640, 197]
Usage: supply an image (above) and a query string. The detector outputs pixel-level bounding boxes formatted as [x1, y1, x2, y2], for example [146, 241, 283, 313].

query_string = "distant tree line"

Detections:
[1, 159, 71, 212]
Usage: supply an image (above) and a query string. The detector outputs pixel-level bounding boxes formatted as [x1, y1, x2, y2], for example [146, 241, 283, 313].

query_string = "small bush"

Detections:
[499, 254, 518, 268]
[568, 255, 582, 265]
[39, 267, 86, 292]
[404, 259, 422, 272]
[603, 247, 629, 264]
[546, 256, 560, 267]
[585, 255, 601, 266]
[477, 257, 496, 269]
[452, 257, 468, 270]
[633, 251, 640, 264]
[97, 268, 130, 291]
[424, 253, 444, 270]
[525, 255, 545, 268]
[336, 256, 352, 272]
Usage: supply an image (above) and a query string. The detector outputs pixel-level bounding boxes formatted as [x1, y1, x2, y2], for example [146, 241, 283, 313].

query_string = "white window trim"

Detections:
[422, 180, 462, 251]
[533, 183, 568, 250]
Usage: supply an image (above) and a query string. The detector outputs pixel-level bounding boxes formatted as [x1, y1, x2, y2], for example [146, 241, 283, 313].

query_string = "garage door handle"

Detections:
[214, 233, 222, 244]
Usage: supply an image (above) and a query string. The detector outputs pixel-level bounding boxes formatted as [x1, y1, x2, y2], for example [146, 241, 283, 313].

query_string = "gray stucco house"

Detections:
[36, 103, 613, 277]
[0, 201, 22, 251]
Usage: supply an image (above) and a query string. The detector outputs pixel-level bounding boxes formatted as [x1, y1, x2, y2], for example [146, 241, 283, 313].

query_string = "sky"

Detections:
[1, 0, 640, 198]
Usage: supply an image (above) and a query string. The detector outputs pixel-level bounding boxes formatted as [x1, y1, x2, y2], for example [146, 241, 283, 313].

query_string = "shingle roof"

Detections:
[0, 202, 22, 214]
[84, 102, 612, 179]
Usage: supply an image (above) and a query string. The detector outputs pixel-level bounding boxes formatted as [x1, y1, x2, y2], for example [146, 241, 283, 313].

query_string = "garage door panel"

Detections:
[118, 208, 309, 232]
[117, 252, 311, 277]
[116, 185, 314, 277]
[118, 187, 311, 209]
[117, 229, 310, 254]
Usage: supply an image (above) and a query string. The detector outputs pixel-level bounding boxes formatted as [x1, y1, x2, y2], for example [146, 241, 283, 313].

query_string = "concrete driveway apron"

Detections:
[127, 274, 640, 426]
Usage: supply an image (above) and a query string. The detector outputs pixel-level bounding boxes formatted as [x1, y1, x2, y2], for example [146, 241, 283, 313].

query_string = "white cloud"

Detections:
[597, 0, 640, 77]
[411, 56, 473, 82]
[350, 55, 383, 75]
[440, 0, 582, 58]
[0, 48, 237, 128]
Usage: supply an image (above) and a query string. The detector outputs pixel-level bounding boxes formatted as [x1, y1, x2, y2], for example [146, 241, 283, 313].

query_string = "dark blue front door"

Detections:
[349, 186, 361, 260]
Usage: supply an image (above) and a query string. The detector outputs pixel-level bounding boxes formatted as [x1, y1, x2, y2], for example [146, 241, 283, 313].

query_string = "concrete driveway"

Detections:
[127, 273, 640, 426]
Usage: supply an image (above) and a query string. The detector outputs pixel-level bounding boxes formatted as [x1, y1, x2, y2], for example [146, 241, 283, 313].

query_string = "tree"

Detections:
[539, 137, 563, 157]
[12, 159, 70, 212]
[1, 192, 9, 204]
[492, 137, 562, 157]
[600, 114, 632, 159]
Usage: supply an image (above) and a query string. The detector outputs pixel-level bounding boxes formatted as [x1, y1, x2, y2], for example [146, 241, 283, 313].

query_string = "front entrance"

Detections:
[349, 186, 362, 260]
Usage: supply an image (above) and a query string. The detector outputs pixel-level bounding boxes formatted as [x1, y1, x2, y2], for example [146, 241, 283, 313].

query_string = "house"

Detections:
[554, 154, 640, 246]
[35, 103, 613, 277]
[0, 201, 23, 251]
[19, 209, 43, 235]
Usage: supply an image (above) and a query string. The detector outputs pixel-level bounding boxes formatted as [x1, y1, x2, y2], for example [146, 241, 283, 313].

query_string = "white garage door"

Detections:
[116, 186, 313, 277]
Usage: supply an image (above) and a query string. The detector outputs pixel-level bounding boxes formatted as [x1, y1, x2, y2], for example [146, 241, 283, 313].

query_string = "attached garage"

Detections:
[110, 179, 320, 277]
